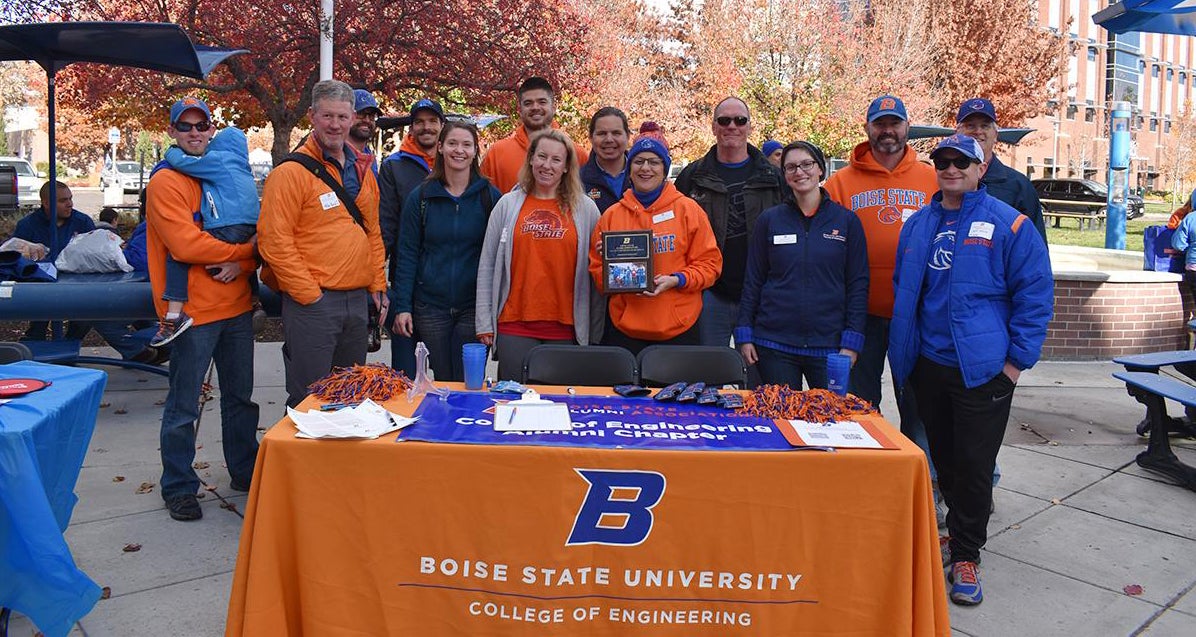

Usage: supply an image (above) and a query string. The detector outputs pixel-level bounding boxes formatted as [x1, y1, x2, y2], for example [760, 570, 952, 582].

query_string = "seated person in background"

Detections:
[152, 125, 264, 347]
[588, 133, 722, 355]
[96, 206, 120, 232]
[11, 181, 95, 341]
[1167, 188, 1195, 230]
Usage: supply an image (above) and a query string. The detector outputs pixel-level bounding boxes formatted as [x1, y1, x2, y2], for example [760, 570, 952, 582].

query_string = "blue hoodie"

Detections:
[164, 127, 260, 230]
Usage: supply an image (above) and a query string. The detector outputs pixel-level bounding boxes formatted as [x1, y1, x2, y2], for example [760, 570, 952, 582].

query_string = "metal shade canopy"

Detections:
[0, 21, 244, 257]
[908, 124, 1036, 145]
[1094, 0, 1196, 36]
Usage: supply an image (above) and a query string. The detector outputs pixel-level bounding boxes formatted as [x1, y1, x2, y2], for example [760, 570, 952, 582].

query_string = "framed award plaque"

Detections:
[601, 230, 653, 294]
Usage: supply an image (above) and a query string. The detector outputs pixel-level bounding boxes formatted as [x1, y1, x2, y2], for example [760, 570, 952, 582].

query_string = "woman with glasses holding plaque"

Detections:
[476, 129, 603, 380]
[588, 132, 722, 355]
[735, 141, 869, 389]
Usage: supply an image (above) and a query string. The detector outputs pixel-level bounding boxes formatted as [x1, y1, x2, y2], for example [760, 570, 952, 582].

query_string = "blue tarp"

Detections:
[1094, 0, 1196, 36]
[400, 392, 797, 452]
[0, 361, 106, 637]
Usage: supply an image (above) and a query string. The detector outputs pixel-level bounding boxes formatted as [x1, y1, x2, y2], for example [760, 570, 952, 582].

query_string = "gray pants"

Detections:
[281, 288, 368, 407]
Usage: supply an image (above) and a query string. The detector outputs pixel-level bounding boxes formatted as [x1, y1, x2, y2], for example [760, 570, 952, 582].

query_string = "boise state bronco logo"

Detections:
[879, 97, 896, 111]
[967, 99, 986, 112]
[587, 188, 602, 201]
[521, 208, 566, 239]
[877, 205, 902, 224]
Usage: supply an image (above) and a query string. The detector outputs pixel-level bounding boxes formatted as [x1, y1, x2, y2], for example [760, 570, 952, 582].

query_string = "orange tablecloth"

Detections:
[226, 386, 950, 636]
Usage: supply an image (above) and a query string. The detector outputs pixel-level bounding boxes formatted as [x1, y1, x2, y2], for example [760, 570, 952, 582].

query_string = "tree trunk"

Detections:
[271, 123, 295, 166]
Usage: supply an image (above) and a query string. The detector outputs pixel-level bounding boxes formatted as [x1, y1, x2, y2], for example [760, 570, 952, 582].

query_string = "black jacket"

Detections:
[579, 153, 630, 214]
[674, 145, 785, 249]
[379, 152, 432, 281]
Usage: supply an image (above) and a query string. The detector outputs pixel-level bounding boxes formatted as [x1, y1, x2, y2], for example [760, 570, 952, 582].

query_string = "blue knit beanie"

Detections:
[762, 139, 783, 157]
[628, 136, 672, 176]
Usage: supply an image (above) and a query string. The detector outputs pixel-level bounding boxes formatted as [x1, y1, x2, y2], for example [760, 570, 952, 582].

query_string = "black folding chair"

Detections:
[522, 345, 637, 386]
[0, 342, 33, 365]
[637, 345, 748, 388]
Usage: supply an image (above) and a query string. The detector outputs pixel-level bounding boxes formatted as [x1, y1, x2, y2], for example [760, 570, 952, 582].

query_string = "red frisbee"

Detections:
[0, 378, 51, 398]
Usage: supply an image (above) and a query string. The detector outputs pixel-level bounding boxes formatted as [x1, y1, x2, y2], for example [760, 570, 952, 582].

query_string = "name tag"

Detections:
[969, 221, 995, 240]
[319, 191, 340, 210]
[652, 210, 675, 224]
[773, 234, 797, 245]
[901, 208, 917, 222]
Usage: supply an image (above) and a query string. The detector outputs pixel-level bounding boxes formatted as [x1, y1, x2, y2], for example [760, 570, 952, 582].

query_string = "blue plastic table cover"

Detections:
[0, 361, 106, 637]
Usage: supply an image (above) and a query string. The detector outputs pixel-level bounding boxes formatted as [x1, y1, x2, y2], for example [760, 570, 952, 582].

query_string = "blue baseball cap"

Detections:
[169, 97, 211, 124]
[866, 95, 907, 123]
[930, 133, 985, 162]
[409, 98, 444, 121]
[353, 89, 382, 115]
[956, 98, 997, 125]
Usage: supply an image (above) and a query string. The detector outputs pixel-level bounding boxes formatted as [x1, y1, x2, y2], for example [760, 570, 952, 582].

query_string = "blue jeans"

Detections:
[755, 346, 829, 390]
[159, 312, 259, 499]
[699, 289, 761, 387]
[412, 302, 476, 382]
[91, 320, 156, 359]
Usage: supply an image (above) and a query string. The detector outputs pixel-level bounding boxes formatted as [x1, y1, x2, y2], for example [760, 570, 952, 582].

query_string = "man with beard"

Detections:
[378, 97, 443, 376]
[480, 76, 588, 194]
[824, 95, 937, 438]
[348, 89, 382, 172]
[674, 97, 784, 370]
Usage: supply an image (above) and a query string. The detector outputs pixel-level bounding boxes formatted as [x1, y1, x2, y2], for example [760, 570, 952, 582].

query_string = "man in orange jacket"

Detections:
[480, 76, 588, 194]
[146, 97, 260, 521]
[259, 80, 389, 407]
[824, 95, 937, 433]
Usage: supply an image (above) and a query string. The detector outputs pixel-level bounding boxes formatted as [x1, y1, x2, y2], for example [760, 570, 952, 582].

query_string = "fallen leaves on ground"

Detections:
[112, 476, 125, 482]
[154, 399, 165, 405]
[1123, 584, 1144, 596]
[134, 482, 155, 494]
[113, 408, 128, 415]
[99, 401, 111, 408]
[203, 484, 218, 491]
[193, 461, 210, 470]
[100, 586, 111, 599]
[1050, 498, 1062, 505]
[220, 501, 238, 512]
[122, 543, 141, 552]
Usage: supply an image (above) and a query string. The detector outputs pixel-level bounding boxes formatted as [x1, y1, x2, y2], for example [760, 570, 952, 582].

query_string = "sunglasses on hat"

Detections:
[174, 120, 212, 133]
[932, 156, 976, 171]
[715, 116, 749, 127]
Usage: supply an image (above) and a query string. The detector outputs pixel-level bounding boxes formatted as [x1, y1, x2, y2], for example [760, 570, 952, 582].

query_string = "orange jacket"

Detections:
[398, 134, 435, 171]
[258, 136, 386, 305]
[480, 124, 589, 194]
[145, 169, 257, 326]
[1168, 203, 1192, 230]
[824, 142, 937, 318]
[589, 183, 722, 340]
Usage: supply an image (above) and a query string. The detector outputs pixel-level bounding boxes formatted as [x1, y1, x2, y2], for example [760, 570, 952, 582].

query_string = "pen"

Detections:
[507, 407, 517, 425]
[320, 402, 361, 411]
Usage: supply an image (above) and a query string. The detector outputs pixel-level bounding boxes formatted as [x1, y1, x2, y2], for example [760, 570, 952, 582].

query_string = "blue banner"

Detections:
[398, 392, 795, 451]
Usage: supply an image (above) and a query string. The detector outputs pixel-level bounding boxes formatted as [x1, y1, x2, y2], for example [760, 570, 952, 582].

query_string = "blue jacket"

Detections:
[12, 207, 96, 261]
[579, 153, 629, 213]
[889, 186, 1054, 389]
[124, 221, 149, 274]
[1171, 212, 1196, 268]
[163, 127, 260, 230]
[735, 191, 869, 354]
[982, 155, 1047, 242]
[392, 174, 501, 313]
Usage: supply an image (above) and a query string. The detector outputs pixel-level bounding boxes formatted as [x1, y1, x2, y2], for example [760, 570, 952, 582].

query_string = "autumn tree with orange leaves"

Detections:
[12, 0, 590, 163]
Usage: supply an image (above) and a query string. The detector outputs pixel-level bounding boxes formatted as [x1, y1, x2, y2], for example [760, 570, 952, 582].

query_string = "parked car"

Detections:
[1032, 178, 1145, 220]
[0, 156, 44, 210]
[100, 160, 151, 193]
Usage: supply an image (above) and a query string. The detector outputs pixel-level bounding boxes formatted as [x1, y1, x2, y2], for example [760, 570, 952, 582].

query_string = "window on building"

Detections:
[1153, 65, 1160, 78]
[1067, 104, 1078, 120]
[1085, 108, 1096, 122]
[1165, 120, 1172, 134]
[1151, 118, 1158, 131]
[1168, 69, 1174, 81]
[1088, 47, 1097, 62]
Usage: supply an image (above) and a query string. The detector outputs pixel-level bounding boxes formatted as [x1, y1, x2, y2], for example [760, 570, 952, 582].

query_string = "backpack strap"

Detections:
[279, 152, 366, 231]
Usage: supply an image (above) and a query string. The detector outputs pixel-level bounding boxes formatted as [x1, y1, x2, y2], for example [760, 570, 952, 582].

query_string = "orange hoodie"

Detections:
[258, 135, 387, 305]
[824, 142, 937, 318]
[145, 169, 258, 325]
[398, 133, 435, 171]
[480, 124, 589, 194]
[589, 183, 722, 340]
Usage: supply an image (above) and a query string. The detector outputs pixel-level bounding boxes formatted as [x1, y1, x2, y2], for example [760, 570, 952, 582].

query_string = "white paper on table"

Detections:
[787, 419, 882, 449]
[493, 403, 572, 432]
[289, 399, 417, 439]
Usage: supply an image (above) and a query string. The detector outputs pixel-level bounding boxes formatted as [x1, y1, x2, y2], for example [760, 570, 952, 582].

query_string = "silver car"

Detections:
[101, 160, 151, 194]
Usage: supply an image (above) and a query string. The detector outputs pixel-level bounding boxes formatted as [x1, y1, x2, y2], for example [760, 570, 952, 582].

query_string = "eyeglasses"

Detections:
[932, 156, 976, 171]
[631, 157, 663, 168]
[783, 160, 819, 175]
[174, 120, 212, 133]
[715, 116, 749, 127]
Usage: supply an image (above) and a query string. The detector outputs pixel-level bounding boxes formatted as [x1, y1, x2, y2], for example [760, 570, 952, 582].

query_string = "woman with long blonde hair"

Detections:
[475, 129, 604, 379]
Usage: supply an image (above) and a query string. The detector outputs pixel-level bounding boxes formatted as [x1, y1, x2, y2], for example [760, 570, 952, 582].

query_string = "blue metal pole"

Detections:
[1106, 101, 1131, 250]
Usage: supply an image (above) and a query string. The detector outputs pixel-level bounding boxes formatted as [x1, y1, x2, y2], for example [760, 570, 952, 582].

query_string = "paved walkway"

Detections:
[6, 345, 1196, 636]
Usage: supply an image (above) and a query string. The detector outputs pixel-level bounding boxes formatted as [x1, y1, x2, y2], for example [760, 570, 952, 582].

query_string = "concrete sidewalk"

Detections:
[6, 344, 1196, 636]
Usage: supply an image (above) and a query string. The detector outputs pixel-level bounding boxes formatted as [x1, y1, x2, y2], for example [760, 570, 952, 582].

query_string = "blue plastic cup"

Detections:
[462, 343, 488, 390]
[826, 353, 851, 397]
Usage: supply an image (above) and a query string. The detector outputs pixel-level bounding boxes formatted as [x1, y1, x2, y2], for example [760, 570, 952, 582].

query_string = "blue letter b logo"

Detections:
[567, 469, 666, 546]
